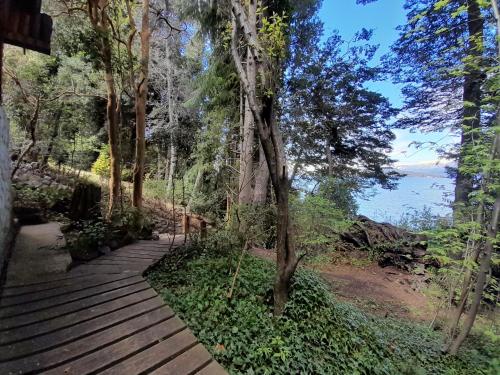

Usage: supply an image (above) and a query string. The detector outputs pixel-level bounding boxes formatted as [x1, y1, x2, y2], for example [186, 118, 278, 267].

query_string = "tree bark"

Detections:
[238, 18, 256, 204]
[42, 109, 62, 168]
[189, 163, 204, 208]
[156, 147, 162, 180]
[166, 137, 177, 193]
[453, 0, 484, 218]
[165, 27, 178, 195]
[253, 143, 269, 203]
[11, 97, 40, 178]
[132, 0, 151, 209]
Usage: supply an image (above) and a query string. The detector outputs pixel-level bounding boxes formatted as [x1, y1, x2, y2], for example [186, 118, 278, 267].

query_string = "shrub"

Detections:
[91, 145, 110, 177]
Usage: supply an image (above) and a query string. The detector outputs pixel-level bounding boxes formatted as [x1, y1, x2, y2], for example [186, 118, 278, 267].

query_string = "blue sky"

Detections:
[318, 0, 455, 168]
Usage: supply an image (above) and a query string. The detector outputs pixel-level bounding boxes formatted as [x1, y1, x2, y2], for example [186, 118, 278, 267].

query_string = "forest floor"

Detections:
[249, 247, 432, 321]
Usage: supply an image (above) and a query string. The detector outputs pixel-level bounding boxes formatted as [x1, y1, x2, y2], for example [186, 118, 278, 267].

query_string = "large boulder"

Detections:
[338, 216, 428, 272]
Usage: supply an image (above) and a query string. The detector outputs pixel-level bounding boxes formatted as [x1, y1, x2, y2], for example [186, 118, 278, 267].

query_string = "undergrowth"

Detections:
[147, 249, 498, 375]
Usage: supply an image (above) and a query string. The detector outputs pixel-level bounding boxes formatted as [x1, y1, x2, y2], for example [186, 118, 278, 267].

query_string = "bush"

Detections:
[91, 145, 110, 177]
[121, 167, 133, 182]
[147, 251, 498, 375]
[291, 194, 351, 255]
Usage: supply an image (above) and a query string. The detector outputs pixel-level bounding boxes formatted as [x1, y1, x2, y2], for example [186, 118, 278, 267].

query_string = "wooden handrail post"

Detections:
[182, 213, 190, 235]
[200, 219, 207, 239]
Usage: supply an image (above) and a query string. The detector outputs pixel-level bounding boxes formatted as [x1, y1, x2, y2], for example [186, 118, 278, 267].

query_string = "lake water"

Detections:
[356, 176, 454, 223]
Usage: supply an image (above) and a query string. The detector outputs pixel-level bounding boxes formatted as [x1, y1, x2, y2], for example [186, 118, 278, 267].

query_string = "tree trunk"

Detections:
[231, 0, 300, 314]
[446, 2, 500, 353]
[326, 139, 334, 176]
[253, 143, 269, 203]
[189, 163, 204, 208]
[166, 138, 177, 193]
[132, 0, 150, 209]
[238, 41, 256, 204]
[42, 109, 62, 168]
[449, 192, 499, 355]
[165, 27, 178, 195]
[156, 147, 162, 180]
[11, 97, 40, 178]
[453, 0, 484, 218]
[87, 1, 122, 219]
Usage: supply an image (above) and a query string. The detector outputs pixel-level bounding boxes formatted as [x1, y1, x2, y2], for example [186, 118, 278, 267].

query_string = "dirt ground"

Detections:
[250, 247, 433, 321]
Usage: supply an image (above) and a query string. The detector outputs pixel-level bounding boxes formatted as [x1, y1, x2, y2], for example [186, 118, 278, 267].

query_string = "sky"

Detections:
[318, 0, 456, 169]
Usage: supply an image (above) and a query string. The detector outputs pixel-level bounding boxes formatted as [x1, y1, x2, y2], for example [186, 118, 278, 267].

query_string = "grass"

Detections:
[147, 246, 499, 375]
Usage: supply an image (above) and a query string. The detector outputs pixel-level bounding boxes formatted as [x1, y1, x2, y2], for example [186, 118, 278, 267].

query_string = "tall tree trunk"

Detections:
[454, 0, 484, 218]
[87, 1, 121, 219]
[11, 98, 40, 178]
[449, 187, 499, 355]
[156, 147, 162, 180]
[189, 163, 204, 208]
[103, 39, 121, 219]
[445, 1, 500, 353]
[231, 0, 300, 315]
[253, 143, 269, 203]
[166, 137, 176, 193]
[238, 25, 256, 204]
[326, 139, 334, 177]
[42, 109, 62, 168]
[164, 155, 170, 180]
[132, 0, 151, 209]
[165, 26, 178, 195]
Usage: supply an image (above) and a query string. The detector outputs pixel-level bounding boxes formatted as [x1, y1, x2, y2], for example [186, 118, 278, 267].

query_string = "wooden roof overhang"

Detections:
[0, 0, 53, 102]
[0, 0, 52, 54]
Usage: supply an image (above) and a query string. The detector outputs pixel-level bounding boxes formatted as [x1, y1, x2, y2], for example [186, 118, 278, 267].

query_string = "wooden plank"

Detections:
[89, 259, 154, 266]
[0, 275, 144, 318]
[2, 271, 103, 289]
[100, 329, 198, 375]
[0, 294, 163, 361]
[0, 273, 109, 296]
[0, 307, 177, 374]
[69, 264, 145, 275]
[103, 253, 162, 261]
[149, 343, 212, 375]
[0, 285, 153, 345]
[196, 361, 228, 375]
[0, 273, 137, 307]
[0, 278, 148, 331]
[114, 247, 167, 255]
[42, 317, 186, 375]
[119, 246, 170, 254]
[113, 249, 165, 259]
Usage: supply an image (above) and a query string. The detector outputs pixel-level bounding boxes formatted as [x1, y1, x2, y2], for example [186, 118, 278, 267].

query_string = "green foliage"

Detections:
[91, 145, 110, 177]
[394, 206, 452, 232]
[148, 251, 498, 374]
[14, 184, 71, 212]
[291, 194, 350, 255]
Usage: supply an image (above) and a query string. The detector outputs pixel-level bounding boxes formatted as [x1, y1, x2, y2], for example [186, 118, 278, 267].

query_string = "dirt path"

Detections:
[250, 247, 432, 321]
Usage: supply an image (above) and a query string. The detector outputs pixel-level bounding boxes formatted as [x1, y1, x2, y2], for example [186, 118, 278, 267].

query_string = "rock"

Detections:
[151, 231, 160, 241]
[337, 216, 428, 272]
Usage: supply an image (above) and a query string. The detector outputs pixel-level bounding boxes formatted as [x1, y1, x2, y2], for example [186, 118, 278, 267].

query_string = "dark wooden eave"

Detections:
[0, 0, 52, 55]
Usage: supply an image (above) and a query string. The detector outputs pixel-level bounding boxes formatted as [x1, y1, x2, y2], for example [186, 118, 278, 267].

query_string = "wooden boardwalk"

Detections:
[0, 237, 227, 375]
